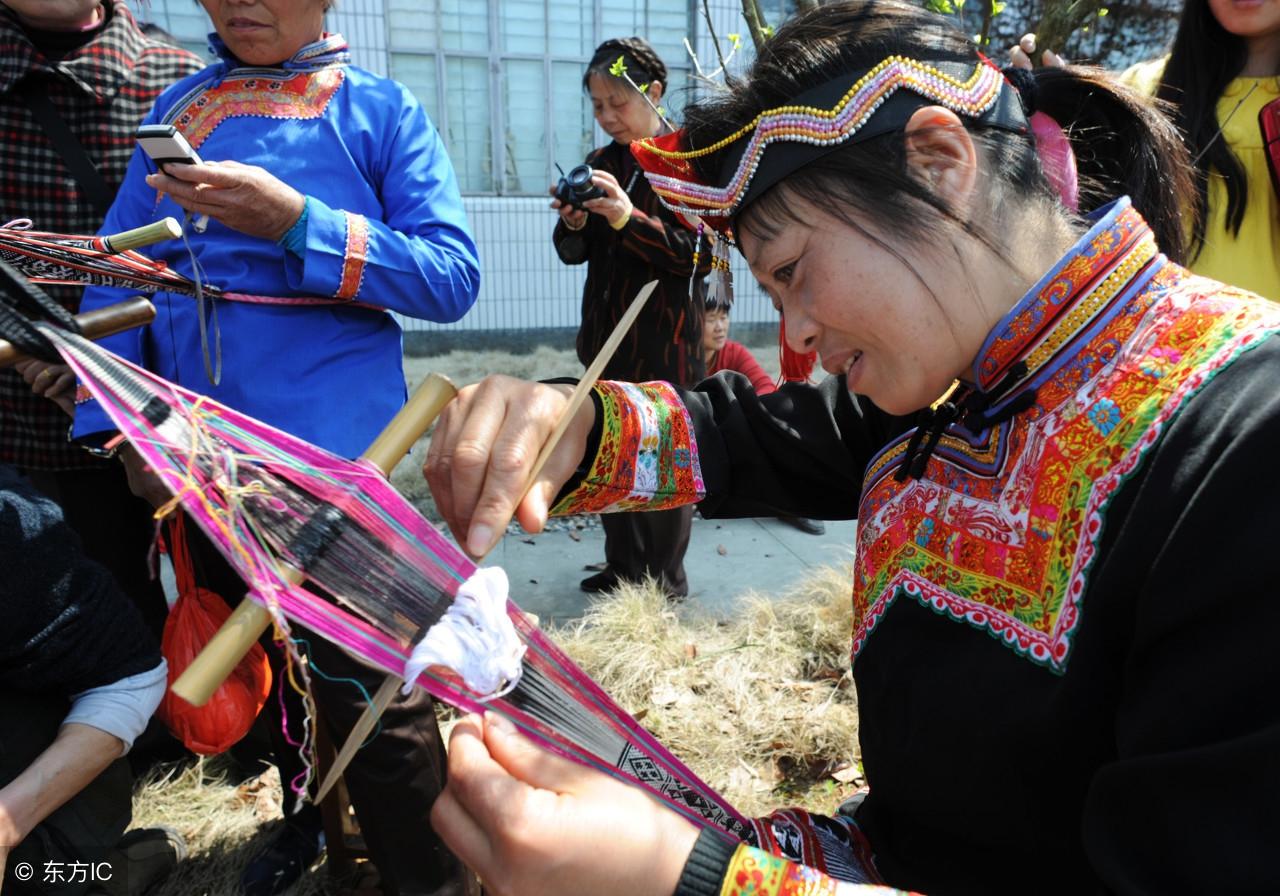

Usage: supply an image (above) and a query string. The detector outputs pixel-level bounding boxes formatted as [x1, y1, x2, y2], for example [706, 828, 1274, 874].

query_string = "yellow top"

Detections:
[1120, 57, 1280, 301]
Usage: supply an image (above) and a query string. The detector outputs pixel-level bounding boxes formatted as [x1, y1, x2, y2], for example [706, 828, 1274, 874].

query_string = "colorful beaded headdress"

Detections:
[632, 55, 1027, 238]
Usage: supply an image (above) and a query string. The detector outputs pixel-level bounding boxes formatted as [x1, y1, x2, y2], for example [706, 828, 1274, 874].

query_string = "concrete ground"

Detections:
[488, 514, 858, 626]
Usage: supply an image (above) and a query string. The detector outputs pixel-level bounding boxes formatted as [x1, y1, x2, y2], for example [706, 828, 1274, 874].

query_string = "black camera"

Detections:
[554, 164, 605, 210]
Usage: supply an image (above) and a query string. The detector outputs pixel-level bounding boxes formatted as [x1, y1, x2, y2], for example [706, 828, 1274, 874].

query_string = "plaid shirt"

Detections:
[0, 1, 203, 470]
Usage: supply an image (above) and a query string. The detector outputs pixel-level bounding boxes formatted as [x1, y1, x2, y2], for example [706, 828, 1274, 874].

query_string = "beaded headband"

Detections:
[632, 55, 1027, 237]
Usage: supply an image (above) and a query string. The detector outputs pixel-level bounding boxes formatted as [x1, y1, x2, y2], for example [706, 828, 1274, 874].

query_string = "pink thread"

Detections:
[1030, 111, 1079, 212]
[275, 672, 312, 803]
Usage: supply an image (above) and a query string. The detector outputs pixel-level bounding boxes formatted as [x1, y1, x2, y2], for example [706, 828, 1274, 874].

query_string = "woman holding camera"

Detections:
[552, 36, 709, 600]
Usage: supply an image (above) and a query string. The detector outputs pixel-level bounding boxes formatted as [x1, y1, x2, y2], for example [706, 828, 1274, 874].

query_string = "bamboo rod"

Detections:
[170, 372, 459, 707]
[0, 296, 155, 367]
[101, 217, 183, 253]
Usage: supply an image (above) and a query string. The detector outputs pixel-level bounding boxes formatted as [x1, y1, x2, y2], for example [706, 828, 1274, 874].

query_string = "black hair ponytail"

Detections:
[1036, 65, 1199, 264]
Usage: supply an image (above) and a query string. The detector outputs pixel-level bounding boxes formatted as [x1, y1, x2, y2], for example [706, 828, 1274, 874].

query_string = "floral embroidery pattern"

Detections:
[551, 380, 704, 515]
[723, 845, 913, 896]
[976, 204, 1148, 387]
[1086, 398, 1121, 436]
[163, 68, 345, 150]
[853, 207, 1280, 672]
[337, 212, 369, 300]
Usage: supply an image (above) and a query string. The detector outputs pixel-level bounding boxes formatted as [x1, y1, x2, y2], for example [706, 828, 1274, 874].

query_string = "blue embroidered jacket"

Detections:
[73, 33, 479, 457]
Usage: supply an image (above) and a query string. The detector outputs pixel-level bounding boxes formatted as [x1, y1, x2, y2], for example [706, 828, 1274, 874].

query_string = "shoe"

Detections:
[580, 569, 621, 593]
[118, 826, 187, 896]
[240, 811, 324, 896]
[778, 514, 825, 536]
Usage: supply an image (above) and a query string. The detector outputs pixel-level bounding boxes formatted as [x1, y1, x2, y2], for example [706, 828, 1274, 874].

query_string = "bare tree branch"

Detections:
[740, 0, 768, 51]
[701, 0, 731, 77]
[979, 0, 996, 46]
[1035, 0, 1106, 60]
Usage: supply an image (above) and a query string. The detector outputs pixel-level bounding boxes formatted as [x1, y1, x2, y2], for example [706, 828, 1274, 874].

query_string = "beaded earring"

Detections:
[689, 221, 705, 302]
[705, 233, 734, 308]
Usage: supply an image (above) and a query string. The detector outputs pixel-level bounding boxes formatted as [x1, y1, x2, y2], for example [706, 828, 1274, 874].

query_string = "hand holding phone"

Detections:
[136, 124, 203, 174]
[137, 125, 208, 231]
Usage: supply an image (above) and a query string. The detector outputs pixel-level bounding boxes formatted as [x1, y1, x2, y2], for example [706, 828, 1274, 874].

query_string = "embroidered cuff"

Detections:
[552, 386, 604, 508]
[674, 828, 739, 896]
[551, 380, 705, 515]
[336, 210, 370, 300]
[279, 195, 311, 258]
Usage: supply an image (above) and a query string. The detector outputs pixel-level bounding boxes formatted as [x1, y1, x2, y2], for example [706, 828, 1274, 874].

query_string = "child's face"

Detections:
[703, 308, 730, 353]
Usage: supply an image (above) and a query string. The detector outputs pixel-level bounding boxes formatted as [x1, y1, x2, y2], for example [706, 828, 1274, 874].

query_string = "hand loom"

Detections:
[35, 289, 755, 843]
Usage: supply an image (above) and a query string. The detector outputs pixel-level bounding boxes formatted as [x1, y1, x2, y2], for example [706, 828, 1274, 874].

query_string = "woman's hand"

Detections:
[12, 359, 74, 416]
[1008, 33, 1066, 70]
[424, 375, 593, 559]
[146, 161, 306, 242]
[431, 714, 700, 896]
[118, 443, 170, 509]
[581, 169, 633, 229]
[549, 185, 590, 231]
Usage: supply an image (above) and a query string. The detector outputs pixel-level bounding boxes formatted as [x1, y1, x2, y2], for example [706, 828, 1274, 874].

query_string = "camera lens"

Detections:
[566, 165, 594, 188]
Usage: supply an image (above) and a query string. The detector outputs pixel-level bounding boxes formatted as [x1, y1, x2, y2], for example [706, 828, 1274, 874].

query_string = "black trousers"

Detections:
[182, 520, 462, 895]
[601, 504, 694, 597]
[24, 465, 169, 642]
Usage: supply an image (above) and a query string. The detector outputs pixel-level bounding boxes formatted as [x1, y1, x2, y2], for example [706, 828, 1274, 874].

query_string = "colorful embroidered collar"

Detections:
[853, 198, 1280, 672]
[960, 197, 1159, 424]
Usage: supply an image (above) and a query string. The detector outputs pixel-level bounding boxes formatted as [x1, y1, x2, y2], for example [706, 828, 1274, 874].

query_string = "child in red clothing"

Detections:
[701, 300, 776, 394]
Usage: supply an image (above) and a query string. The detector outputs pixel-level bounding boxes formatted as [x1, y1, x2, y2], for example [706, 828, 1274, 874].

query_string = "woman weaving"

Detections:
[422, 1, 1280, 893]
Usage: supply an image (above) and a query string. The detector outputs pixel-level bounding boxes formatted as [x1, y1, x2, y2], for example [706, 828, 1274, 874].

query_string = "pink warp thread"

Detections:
[1030, 111, 1079, 212]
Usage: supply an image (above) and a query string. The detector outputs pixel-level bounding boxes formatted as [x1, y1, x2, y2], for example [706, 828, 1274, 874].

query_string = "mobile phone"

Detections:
[1260, 97, 1280, 205]
[136, 124, 202, 174]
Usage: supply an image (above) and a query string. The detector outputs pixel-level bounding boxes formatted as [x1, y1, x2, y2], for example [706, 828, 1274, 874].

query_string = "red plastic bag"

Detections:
[156, 513, 272, 755]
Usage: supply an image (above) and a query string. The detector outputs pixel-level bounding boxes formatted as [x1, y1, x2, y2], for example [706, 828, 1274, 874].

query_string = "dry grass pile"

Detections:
[130, 761, 333, 896]
[546, 561, 862, 817]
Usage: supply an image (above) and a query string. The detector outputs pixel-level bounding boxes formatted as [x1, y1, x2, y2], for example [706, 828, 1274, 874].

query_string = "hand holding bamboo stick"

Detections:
[425, 280, 658, 559]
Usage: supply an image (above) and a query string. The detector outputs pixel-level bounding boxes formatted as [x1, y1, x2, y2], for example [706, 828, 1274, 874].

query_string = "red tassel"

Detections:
[778, 317, 817, 383]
